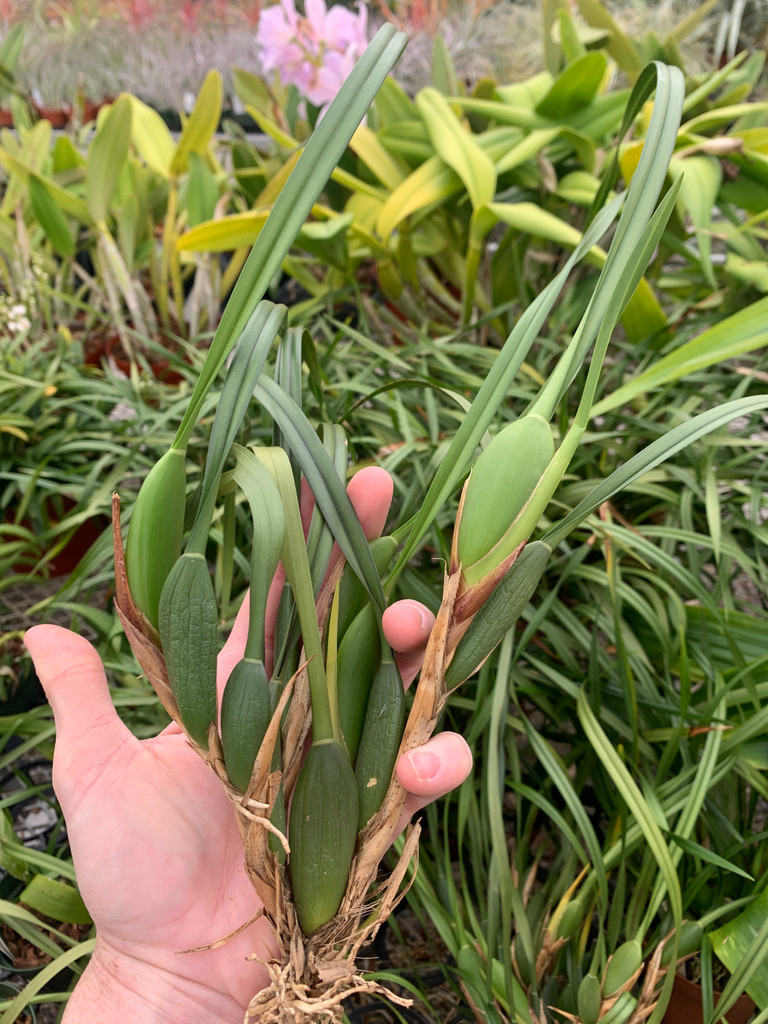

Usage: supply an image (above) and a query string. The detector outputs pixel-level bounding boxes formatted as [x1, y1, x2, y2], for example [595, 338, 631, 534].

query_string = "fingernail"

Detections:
[406, 749, 441, 782]
[404, 601, 428, 630]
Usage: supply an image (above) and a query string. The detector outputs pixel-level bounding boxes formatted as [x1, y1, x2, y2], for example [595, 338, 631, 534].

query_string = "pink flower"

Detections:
[255, 0, 368, 108]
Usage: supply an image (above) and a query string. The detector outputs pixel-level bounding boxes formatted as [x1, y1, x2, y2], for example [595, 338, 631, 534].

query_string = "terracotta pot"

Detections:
[81, 331, 109, 367]
[32, 103, 71, 127]
[81, 97, 113, 123]
[663, 972, 756, 1024]
[9, 495, 108, 577]
[0, 108, 13, 128]
[105, 333, 185, 385]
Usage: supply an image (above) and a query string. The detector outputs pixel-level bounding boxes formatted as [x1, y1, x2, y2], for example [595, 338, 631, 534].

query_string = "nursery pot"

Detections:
[8, 495, 108, 577]
[105, 333, 186, 385]
[663, 972, 756, 1024]
[0, 981, 36, 1022]
[32, 103, 71, 128]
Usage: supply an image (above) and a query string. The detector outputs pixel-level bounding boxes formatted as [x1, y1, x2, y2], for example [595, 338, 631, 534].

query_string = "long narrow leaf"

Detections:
[387, 193, 623, 583]
[253, 376, 385, 611]
[172, 25, 407, 449]
[543, 395, 768, 549]
[577, 690, 683, 1002]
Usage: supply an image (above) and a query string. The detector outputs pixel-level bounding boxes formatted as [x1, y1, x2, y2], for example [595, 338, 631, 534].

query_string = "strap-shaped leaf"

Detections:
[244, 444, 333, 741]
[592, 294, 768, 417]
[577, 690, 683, 951]
[171, 69, 222, 177]
[172, 25, 407, 451]
[543, 395, 768, 549]
[253, 376, 386, 612]
[387, 192, 623, 585]
[231, 446, 286, 663]
[86, 95, 132, 225]
[306, 424, 348, 596]
[186, 301, 287, 554]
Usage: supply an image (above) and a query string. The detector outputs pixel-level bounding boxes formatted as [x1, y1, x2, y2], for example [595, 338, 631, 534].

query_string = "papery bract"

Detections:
[256, 0, 368, 107]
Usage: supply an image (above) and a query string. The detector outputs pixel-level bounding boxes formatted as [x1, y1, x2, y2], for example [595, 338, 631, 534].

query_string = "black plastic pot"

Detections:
[0, 980, 36, 1022]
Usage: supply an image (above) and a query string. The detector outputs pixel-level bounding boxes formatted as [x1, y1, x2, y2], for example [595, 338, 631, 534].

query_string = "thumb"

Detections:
[24, 625, 133, 789]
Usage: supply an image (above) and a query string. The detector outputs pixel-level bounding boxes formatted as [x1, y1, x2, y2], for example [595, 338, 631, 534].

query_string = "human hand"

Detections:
[24, 468, 472, 1024]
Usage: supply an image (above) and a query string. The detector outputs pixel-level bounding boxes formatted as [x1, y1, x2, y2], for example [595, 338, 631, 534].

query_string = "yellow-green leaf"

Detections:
[177, 210, 269, 252]
[377, 155, 460, 239]
[416, 87, 496, 210]
[171, 70, 223, 177]
[349, 123, 406, 190]
[19, 875, 91, 926]
[0, 149, 91, 224]
[669, 153, 721, 288]
[127, 94, 176, 179]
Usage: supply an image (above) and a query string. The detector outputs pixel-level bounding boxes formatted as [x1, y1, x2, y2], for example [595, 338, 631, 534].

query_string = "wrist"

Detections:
[63, 939, 246, 1024]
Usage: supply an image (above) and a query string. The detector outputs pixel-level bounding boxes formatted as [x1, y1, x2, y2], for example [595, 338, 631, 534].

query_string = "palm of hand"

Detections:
[57, 722, 272, 1006]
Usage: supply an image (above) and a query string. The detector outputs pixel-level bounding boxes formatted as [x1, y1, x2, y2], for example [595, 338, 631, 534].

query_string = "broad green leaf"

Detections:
[171, 69, 222, 177]
[495, 71, 554, 110]
[494, 126, 560, 175]
[86, 95, 132, 225]
[377, 155, 460, 239]
[297, 212, 354, 270]
[373, 74, 417, 125]
[670, 154, 721, 289]
[0, 119, 51, 214]
[186, 151, 220, 228]
[738, 127, 768, 153]
[377, 126, 538, 240]
[726, 252, 768, 292]
[19, 875, 91, 925]
[232, 65, 273, 117]
[576, 0, 643, 78]
[416, 87, 496, 210]
[0, 22, 24, 70]
[681, 102, 768, 136]
[467, 199, 665, 339]
[535, 52, 608, 118]
[349, 123, 406, 190]
[28, 173, 74, 257]
[245, 103, 301, 150]
[52, 134, 86, 173]
[709, 887, 768, 1013]
[126, 94, 176, 178]
[0, 148, 90, 223]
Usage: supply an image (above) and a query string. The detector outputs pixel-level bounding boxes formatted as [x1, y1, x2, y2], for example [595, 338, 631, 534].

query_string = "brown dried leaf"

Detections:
[112, 493, 181, 726]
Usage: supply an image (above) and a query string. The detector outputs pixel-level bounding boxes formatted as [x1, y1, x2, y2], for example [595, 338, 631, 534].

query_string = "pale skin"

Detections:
[24, 467, 473, 1023]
